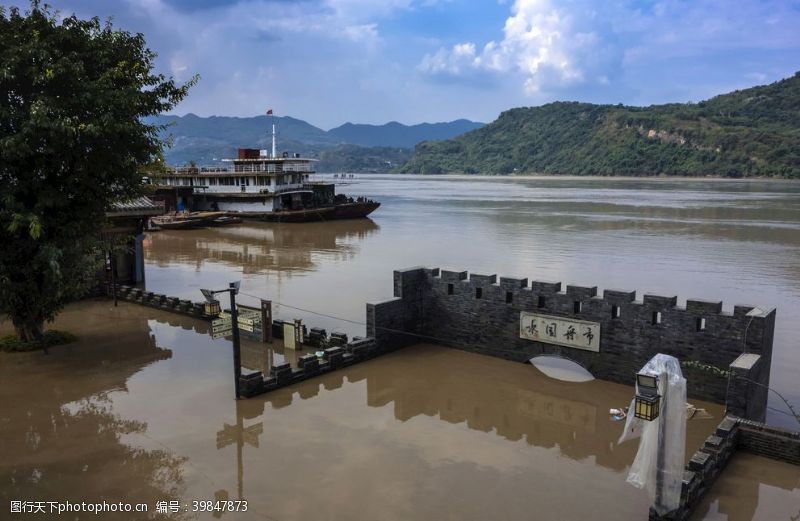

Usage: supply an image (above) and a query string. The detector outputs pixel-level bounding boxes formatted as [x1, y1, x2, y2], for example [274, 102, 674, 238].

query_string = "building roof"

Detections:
[106, 196, 164, 217]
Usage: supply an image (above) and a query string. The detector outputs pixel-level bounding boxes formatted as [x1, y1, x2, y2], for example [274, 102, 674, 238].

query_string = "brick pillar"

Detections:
[725, 353, 767, 422]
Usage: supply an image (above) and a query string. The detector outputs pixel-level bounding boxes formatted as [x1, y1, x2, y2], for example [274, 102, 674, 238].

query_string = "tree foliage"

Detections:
[400, 72, 800, 177]
[317, 144, 412, 173]
[0, 2, 194, 342]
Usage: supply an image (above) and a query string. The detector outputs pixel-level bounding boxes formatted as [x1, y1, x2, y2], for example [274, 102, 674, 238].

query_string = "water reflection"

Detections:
[691, 453, 800, 521]
[0, 300, 757, 521]
[146, 219, 379, 275]
[214, 400, 264, 505]
[252, 345, 721, 473]
[0, 301, 187, 520]
[142, 178, 800, 429]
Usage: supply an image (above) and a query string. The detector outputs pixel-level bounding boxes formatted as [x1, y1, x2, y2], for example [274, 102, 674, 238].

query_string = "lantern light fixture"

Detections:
[634, 372, 661, 421]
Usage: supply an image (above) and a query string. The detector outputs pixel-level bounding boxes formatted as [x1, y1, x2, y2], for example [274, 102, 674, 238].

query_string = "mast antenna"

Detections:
[267, 108, 276, 158]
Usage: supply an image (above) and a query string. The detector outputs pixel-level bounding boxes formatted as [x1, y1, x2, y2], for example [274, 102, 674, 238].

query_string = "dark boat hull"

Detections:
[254, 206, 337, 223]
[330, 201, 381, 220]
[233, 201, 380, 223]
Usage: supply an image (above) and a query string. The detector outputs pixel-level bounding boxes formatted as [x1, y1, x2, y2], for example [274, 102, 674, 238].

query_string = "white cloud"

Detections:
[419, 0, 597, 94]
[342, 23, 380, 45]
[419, 42, 478, 75]
[419, 0, 800, 99]
[54, 0, 800, 126]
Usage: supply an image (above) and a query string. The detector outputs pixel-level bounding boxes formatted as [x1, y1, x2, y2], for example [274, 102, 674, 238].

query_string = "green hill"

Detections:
[317, 145, 412, 173]
[400, 72, 800, 177]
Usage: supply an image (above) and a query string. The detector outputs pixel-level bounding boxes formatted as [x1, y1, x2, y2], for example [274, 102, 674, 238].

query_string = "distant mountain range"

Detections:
[149, 114, 483, 171]
[327, 120, 484, 148]
[401, 72, 800, 177]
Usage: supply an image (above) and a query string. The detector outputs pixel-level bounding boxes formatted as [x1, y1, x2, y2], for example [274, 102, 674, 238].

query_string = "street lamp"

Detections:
[201, 282, 243, 400]
[621, 354, 687, 516]
[635, 373, 661, 421]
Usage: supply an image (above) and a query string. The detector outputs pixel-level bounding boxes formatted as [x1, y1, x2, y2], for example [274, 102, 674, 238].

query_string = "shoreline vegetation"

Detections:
[399, 72, 800, 178]
[360, 172, 800, 181]
[0, 330, 78, 353]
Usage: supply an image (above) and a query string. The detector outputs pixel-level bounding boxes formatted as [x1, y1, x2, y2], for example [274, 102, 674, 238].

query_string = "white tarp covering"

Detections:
[618, 354, 687, 515]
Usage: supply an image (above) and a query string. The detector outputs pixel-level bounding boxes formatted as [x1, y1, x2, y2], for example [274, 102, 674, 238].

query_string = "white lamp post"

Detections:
[620, 354, 687, 516]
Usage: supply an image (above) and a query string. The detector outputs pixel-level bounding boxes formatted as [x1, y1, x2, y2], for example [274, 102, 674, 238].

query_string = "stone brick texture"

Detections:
[649, 417, 799, 521]
[369, 267, 776, 409]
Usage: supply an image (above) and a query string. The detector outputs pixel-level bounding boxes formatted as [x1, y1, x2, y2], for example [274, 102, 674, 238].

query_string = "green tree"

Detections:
[0, 3, 195, 343]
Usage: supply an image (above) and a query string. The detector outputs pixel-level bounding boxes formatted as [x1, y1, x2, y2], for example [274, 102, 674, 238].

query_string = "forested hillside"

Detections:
[400, 72, 800, 177]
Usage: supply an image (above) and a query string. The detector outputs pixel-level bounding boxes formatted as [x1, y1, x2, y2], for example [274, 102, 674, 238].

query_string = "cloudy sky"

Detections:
[9, 0, 800, 128]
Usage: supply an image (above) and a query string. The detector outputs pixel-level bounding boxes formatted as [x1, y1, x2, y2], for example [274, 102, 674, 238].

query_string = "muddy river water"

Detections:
[2, 175, 799, 519]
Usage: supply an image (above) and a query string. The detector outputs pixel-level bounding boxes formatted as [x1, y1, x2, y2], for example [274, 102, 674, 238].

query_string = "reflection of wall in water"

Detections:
[353, 358, 653, 471]
[240, 341, 306, 374]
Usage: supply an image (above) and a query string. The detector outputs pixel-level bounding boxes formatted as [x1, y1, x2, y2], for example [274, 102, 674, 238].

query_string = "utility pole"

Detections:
[229, 282, 242, 400]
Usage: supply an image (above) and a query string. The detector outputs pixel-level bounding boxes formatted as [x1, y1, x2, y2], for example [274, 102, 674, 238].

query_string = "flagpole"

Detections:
[269, 109, 277, 159]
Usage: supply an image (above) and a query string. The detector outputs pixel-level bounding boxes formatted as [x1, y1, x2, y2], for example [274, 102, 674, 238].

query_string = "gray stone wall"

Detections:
[367, 267, 437, 349]
[369, 267, 777, 410]
[111, 284, 216, 320]
[649, 417, 799, 521]
[737, 419, 800, 465]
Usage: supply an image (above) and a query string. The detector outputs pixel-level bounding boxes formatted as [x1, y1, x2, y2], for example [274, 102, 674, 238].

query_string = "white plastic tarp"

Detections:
[618, 354, 687, 515]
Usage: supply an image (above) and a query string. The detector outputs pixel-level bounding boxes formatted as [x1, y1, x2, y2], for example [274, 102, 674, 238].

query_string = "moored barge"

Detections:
[149, 120, 379, 222]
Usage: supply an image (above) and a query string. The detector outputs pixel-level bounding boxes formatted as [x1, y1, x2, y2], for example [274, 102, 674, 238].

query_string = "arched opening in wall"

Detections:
[528, 355, 595, 383]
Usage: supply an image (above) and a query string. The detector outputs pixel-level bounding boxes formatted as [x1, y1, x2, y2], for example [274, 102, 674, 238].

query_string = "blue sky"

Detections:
[8, 0, 800, 128]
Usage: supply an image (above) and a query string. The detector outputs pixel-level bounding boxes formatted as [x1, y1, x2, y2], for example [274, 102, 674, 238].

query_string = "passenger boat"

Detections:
[149, 118, 380, 223]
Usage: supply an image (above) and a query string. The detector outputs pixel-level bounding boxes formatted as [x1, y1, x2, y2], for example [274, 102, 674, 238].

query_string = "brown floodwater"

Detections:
[143, 175, 800, 428]
[691, 453, 800, 521]
[3, 176, 800, 519]
[2, 300, 731, 520]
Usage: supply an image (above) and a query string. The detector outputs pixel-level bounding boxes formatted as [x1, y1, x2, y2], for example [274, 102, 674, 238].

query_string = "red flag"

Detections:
[266, 109, 273, 115]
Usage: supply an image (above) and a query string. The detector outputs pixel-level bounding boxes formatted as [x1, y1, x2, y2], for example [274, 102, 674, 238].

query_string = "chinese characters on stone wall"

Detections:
[519, 312, 601, 352]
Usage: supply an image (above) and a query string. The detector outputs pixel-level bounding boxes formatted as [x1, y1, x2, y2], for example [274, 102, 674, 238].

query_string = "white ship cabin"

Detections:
[157, 149, 318, 212]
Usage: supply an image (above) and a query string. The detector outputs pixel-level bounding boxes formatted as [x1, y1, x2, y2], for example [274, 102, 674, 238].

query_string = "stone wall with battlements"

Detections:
[367, 267, 777, 419]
